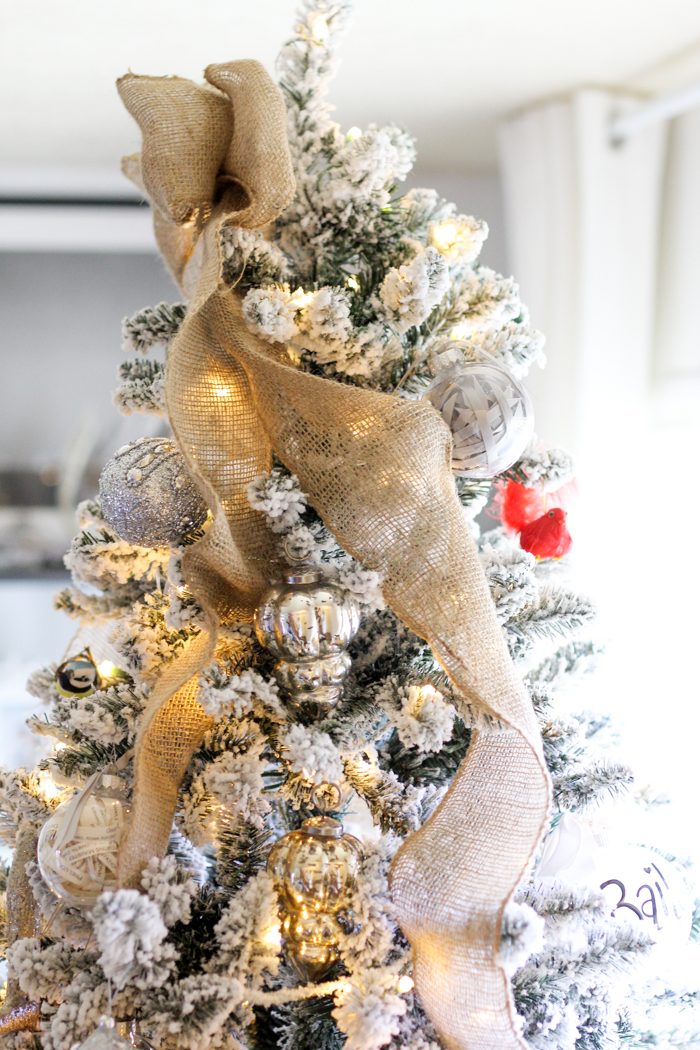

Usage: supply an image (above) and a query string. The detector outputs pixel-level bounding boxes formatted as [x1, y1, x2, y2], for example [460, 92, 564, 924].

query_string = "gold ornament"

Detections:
[55, 649, 102, 699]
[72, 1017, 154, 1050]
[0, 826, 42, 1034]
[267, 805, 363, 980]
[37, 773, 131, 907]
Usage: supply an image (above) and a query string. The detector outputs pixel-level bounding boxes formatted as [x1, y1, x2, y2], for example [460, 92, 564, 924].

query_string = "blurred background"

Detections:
[1, 0, 700, 852]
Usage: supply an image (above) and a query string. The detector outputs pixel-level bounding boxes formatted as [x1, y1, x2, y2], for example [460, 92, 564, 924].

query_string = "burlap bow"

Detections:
[116, 60, 551, 1050]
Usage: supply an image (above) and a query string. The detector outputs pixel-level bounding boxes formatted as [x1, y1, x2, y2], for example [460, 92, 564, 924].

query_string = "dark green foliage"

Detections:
[506, 589, 597, 663]
[169, 884, 226, 976]
[46, 735, 133, 780]
[116, 357, 165, 387]
[552, 760, 634, 812]
[454, 475, 492, 509]
[348, 608, 437, 687]
[380, 717, 471, 787]
[215, 821, 275, 895]
[525, 640, 604, 693]
[270, 994, 344, 1050]
[122, 301, 187, 353]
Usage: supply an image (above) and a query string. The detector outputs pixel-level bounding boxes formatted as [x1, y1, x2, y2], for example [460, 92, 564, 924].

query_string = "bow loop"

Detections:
[117, 73, 233, 228]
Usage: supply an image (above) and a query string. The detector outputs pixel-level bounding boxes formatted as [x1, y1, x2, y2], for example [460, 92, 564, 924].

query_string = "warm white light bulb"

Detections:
[97, 660, 117, 678]
[213, 385, 229, 398]
[37, 770, 64, 802]
[263, 925, 282, 946]
[311, 14, 329, 41]
[431, 221, 457, 250]
[347, 126, 362, 140]
[397, 976, 414, 993]
[346, 275, 360, 291]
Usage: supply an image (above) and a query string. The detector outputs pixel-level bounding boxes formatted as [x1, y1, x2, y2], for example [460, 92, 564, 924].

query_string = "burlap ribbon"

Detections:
[115, 60, 551, 1050]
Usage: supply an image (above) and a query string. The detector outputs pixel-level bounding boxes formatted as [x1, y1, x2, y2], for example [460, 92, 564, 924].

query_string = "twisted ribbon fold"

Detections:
[115, 60, 551, 1050]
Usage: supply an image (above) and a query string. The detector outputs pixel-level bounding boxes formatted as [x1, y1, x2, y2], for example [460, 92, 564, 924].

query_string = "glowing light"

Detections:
[263, 924, 282, 947]
[449, 323, 470, 340]
[311, 14, 329, 41]
[213, 385, 229, 398]
[301, 767, 317, 781]
[37, 771, 64, 802]
[346, 276, 360, 291]
[431, 221, 457, 251]
[346, 126, 362, 140]
[290, 288, 314, 310]
[397, 976, 414, 994]
[54, 743, 67, 753]
[97, 661, 117, 679]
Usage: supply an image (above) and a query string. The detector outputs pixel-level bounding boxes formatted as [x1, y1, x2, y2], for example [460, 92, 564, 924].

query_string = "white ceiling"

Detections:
[3, 0, 700, 175]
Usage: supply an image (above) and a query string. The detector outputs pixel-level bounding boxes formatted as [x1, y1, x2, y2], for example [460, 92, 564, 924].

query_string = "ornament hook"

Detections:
[310, 781, 343, 813]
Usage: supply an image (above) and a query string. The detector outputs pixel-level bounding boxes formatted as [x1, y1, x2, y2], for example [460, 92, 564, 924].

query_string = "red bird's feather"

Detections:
[498, 478, 578, 533]
[519, 507, 573, 559]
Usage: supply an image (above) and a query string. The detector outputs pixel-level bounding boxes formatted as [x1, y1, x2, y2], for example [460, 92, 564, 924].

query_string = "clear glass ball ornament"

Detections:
[99, 437, 208, 548]
[55, 649, 101, 699]
[267, 815, 363, 979]
[425, 340, 534, 479]
[37, 774, 131, 907]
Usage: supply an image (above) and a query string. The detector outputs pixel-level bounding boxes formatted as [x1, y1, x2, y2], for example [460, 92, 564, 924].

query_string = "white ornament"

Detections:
[425, 340, 534, 478]
[536, 814, 693, 958]
[37, 774, 130, 907]
[596, 843, 692, 956]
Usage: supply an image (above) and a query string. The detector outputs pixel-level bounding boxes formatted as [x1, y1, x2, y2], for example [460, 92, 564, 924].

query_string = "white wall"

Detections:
[407, 169, 507, 277]
[0, 251, 178, 473]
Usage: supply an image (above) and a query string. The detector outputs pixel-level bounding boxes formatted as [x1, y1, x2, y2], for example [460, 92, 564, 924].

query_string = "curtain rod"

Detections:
[610, 80, 700, 144]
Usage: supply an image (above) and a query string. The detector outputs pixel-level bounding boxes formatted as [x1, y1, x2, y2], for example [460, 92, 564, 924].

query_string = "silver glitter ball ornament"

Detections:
[99, 438, 208, 548]
[255, 569, 360, 716]
[425, 340, 534, 479]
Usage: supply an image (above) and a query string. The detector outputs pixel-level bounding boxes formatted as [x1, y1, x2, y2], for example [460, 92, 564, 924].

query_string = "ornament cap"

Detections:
[427, 338, 469, 376]
[283, 569, 323, 585]
[302, 816, 344, 839]
[98, 1016, 115, 1030]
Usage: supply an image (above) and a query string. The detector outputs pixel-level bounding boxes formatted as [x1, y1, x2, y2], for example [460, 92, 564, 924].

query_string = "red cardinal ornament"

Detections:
[498, 478, 578, 533]
[519, 507, 572, 559]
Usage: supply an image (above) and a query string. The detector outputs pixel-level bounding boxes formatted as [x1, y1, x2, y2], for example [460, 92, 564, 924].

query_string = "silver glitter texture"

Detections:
[99, 437, 208, 548]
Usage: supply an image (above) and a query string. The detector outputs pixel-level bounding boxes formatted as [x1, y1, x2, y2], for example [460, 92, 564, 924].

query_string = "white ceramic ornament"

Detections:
[37, 774, 130, 907]
[595, 843, 692, 955]
[536, 814, 693, 958]
[424, 340, 534, 478]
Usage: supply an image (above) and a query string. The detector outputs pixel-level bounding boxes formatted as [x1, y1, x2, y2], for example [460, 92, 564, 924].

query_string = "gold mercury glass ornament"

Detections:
[254, 542, 360, 717]
[267, 786, 363, 980]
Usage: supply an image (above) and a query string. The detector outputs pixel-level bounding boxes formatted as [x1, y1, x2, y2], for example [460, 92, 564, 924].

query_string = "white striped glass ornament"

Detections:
[425, 344, 534, 478]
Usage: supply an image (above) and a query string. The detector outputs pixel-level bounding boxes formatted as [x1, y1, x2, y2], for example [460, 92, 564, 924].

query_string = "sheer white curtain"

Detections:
[499, 90, 700, 859]
[499, 89, 667, 470]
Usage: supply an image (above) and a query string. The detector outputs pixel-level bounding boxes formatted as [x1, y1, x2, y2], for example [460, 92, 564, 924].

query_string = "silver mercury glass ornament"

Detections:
[254, 542, 360, 717]
[425, 339, 534, 479]
[99, 437, 208, 548]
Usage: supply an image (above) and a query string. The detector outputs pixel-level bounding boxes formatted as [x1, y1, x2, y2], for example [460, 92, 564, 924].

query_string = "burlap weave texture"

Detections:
[115, 58, 551, 1050]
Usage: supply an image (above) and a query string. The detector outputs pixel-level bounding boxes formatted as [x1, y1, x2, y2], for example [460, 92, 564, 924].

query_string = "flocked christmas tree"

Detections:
[1, 5, 699, 1050]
